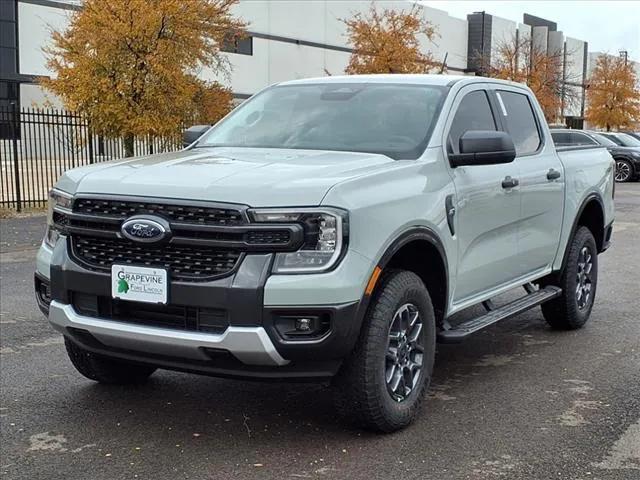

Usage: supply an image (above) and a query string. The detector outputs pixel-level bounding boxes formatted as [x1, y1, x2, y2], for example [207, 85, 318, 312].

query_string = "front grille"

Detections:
[72, 292, 229, 333]
[71, 236, 242, 281]
[60, 196, 303, 281]
[74, 198, 245, 226]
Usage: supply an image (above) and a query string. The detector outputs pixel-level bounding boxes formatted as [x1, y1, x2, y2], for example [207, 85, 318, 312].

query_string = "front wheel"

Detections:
[541, 226, 598, 329]
[333, 270, 436, 432]
[615, 159, 633, 182]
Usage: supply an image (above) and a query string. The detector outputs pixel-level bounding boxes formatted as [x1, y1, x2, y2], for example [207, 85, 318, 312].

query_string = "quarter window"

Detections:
[448, 90, 497, 154]
[497, 91, 542, 155]
[551, 131, 597, 146]
[569, 133, 597, 145]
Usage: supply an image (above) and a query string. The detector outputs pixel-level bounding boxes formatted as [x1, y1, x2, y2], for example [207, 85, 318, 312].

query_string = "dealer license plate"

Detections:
[111, 264, 168, 304]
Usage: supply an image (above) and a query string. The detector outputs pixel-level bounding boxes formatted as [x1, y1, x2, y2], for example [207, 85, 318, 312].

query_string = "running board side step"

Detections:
[437, 286, 562, 343]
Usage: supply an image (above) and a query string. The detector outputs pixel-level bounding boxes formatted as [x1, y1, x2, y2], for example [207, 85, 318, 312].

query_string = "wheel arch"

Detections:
[560, 193, 606, 272]
[359, 227, 449, 327]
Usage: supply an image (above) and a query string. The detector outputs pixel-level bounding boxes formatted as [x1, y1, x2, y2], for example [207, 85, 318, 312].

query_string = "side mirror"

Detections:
[449, 130, 516, 167]
[182, 125, 211, 148]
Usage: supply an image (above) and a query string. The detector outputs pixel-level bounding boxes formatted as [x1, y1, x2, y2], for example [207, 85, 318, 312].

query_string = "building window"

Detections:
[221, 33, 253, 56]
[0, 0, 18, 77]
[0, 81, 20, 140]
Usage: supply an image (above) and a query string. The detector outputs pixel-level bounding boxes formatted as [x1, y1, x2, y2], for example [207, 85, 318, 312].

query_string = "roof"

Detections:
[278, 74, 531, 90]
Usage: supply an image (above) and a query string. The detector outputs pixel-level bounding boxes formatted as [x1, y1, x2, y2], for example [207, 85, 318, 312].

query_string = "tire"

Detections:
[333, 270, 436, 432]
[614, 159, 633, 183]
[64, 338, 156, 384]
[541, 226, 598, 330]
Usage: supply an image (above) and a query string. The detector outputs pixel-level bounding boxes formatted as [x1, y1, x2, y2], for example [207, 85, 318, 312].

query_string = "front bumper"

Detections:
[36, 237, 368, 379]
[49, 301, 287, 366]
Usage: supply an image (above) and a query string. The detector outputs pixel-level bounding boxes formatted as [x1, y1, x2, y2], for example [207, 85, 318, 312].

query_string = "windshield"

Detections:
[196, 83, 448, 160]
[590, 133, 618, 147]
[612, 133, 640, 147]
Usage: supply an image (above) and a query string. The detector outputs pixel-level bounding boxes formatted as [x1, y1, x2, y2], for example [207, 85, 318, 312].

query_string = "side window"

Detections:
[497, 91, 542, 155]
[569, 133, 597, 146]
[551, 132, 571, 146]
[448, 90, 497, 153]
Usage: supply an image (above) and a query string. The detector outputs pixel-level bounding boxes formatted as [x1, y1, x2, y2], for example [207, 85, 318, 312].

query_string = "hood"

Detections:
[58, 147, 396, 206]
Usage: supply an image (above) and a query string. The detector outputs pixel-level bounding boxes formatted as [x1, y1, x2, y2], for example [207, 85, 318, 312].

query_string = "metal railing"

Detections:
[0, 105, 182, 211]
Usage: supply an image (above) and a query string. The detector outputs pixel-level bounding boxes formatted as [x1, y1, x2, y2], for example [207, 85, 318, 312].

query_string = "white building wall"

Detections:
[517, 23, 532, 70]
[532, 26, 548, 53]
[547, 31, 564, 56]
[564, 37, 586, 117]
[417, 5, 468, 71]
[17, 1, 70, 77]
[490, 16, 518, 50]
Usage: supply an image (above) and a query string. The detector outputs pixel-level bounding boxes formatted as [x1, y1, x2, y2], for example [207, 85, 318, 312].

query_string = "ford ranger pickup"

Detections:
[35, 75, 615, 432]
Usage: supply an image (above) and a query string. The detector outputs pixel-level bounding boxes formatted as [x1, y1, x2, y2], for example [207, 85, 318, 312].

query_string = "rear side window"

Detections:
[497, 91, 542, 155]
[551, 131, 571, 146]
[448, 90, 497, 154]
[551, 131, 597, 146]
[569, 133, 597, 145]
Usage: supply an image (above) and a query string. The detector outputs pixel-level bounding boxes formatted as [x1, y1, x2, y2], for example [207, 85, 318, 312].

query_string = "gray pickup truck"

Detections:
[36, 75, 615, 432]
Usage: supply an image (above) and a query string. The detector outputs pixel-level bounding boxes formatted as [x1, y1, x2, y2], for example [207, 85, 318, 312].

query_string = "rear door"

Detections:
[492, 87, 565, 277]
[446, 85, 522, 303]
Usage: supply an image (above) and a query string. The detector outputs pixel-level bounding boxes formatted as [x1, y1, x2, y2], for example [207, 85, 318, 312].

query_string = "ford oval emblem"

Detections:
[121, 216, 170, 243]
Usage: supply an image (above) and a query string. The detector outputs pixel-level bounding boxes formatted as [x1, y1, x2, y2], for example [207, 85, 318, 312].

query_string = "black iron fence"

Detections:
[0, 105, 182, 211]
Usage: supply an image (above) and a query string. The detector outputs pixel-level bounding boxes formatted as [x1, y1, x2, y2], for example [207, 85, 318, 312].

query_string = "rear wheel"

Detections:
[615, 159, 633, 182]
[333, 270, 436, 432]
[541, 226, 598, 329]
[65, 338, 156, 384]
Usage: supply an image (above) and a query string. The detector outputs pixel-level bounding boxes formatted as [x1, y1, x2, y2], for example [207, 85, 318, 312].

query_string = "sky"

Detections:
[421, 1, 640, 61]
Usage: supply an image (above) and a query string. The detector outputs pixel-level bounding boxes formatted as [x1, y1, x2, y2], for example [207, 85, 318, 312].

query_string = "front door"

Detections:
[446, 86, 522, 303]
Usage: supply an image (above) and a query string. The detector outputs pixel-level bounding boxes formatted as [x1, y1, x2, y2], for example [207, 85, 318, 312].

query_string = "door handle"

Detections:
[501, 176, 519, 189]
[547, 168, 561, 180]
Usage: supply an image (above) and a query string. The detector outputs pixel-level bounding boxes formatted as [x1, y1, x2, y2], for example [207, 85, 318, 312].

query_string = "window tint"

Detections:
[497, 91, 541, 155]
[599, 133, 624, 146]
[221, 34, 253, 55]
[551, 131, 571, 146]
[553, 131, 597, 146]
[590, 133, 618, 147]
[448, 90, 496, 153]
[569, 133, 597, 145]
[608, 133, 640, 147]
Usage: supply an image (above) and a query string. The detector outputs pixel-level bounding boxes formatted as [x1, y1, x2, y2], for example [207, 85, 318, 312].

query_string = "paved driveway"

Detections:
[1, 185, 638, 480]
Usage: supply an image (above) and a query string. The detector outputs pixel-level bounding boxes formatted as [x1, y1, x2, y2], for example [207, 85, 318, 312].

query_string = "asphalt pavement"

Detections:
[1, 184, 638, 480]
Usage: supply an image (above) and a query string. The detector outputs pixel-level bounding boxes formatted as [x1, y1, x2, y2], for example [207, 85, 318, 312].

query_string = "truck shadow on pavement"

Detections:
[63, 306, 567, 442]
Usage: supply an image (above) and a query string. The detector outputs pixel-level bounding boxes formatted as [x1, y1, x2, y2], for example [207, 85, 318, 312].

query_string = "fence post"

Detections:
[10, 103, 22, 213]
[87, 118, 94, 164]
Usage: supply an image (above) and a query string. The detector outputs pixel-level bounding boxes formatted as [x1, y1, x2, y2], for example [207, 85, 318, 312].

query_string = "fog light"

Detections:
[34, 275, 52, 315]
[295, 318, 313, 332]
[272, 313, 331, 340]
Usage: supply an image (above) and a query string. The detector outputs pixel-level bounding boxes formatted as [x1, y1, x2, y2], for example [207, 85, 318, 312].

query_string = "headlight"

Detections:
[249, 207, 348, 273]
[44, 189, 73, 248]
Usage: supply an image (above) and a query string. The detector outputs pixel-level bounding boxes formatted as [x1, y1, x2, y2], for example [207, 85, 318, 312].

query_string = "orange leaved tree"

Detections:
[586, 54, 640, 131]
[42, 0, 245, 156]
[483, 33, 576, 122]
[342, 3, 439, 75]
